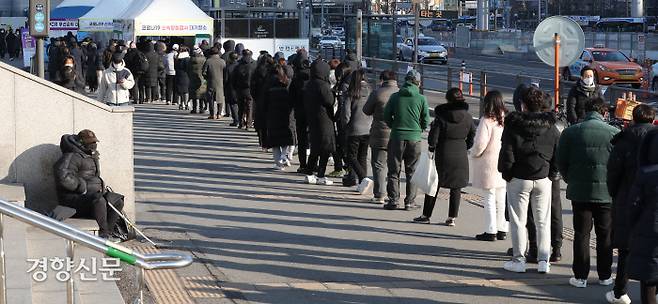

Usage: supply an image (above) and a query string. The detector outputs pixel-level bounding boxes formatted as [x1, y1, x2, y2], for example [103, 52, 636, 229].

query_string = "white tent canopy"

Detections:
[117, 0, 213, 40]
[54, 0, 100, 7]
[79, 0, 133, 32]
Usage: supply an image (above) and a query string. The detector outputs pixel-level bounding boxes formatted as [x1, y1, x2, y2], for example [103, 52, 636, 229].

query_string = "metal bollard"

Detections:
[0, 214, 6, 304]
[66, 240, 75, 304]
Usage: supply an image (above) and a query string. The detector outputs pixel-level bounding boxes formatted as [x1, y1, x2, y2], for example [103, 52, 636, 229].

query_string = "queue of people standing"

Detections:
[46, 36, 658, 303]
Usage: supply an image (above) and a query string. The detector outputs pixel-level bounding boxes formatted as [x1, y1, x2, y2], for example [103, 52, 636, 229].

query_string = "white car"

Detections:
[319, 36, 343, 49]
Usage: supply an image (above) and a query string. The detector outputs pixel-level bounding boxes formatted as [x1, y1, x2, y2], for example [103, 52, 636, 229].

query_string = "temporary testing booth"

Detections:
[50, 0, 100, 38]
[78, 0, 134, 43]
[115, 0, 214, 44]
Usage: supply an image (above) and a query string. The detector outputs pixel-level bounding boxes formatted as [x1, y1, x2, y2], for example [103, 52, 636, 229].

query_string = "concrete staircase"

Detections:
[1, 184, 125, 304]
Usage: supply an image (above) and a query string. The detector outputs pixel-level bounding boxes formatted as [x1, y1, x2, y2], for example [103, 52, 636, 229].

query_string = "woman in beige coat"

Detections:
[471, 91, 508, 241]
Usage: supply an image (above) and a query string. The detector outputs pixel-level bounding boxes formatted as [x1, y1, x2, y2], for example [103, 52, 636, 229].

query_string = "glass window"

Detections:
[591, 51, 629, 62]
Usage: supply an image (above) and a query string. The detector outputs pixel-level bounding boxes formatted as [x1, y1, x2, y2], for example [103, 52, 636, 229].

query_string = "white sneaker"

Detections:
[605, 291, 631, 304]
[370, 197, 386, 204]
[317, 177, 333, 185]
[305, 175, 317, 184]
[357, 178, 374, 195]
[273, 164, 285, 171]
[599, 278, 615, 286]
[503, 260, 526, 273]
[537, 261, 550, 274]
[328, 156, 335, 166]
[569, 277, 587, 288]
[284, 159, 292, 167]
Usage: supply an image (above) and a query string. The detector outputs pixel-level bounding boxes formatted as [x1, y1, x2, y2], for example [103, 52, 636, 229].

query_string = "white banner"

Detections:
[134, 19, 213, 37]
[79, 19, 115, 32]
[220, 39, 310, 59]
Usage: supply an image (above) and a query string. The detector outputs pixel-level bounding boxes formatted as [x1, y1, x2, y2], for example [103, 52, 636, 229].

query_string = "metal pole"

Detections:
[221, 9, 225, 39]
[554, 33, 560, 111]
[66, 240, 75, 304]
[135, 268, 145, 304]
[356, 10, 363, 63]
[537, 0, 541, 22]
[36, 37, 44, 78]
[413, 1, 419, 67]
[0, 214, 6, 304]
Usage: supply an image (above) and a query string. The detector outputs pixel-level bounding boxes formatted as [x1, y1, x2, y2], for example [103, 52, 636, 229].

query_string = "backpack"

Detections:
[104, 190, 136, 242]
[136, 52, 149, 74]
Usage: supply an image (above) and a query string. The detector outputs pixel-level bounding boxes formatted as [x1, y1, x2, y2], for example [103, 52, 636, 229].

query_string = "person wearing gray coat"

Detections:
[343, 69, 374, 194]
[363, 70, 398, 203]
[202, 47, 227, 119]
[188, 46, 207, 113]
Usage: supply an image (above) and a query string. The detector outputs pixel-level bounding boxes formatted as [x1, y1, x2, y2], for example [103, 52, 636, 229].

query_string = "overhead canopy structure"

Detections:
[50, 0, 100, 19]
[79, 0, 133, 32]
[116, 0, 213, 40]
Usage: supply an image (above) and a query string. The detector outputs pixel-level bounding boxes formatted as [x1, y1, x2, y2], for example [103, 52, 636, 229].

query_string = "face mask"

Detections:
[65, 63, 74, 68]
[84, 142, 98, 151]
[582, 77, 595, 86]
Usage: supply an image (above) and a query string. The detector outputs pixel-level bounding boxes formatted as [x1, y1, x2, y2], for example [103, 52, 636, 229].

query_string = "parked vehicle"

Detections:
[397, 36, 448, 64]
[319, 36, 344, 49]
[564, 47, 644, 88]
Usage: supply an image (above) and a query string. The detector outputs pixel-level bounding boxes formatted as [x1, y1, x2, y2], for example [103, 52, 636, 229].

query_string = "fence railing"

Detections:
[363, 56, 658, 117]
[0, 199, 193, 304]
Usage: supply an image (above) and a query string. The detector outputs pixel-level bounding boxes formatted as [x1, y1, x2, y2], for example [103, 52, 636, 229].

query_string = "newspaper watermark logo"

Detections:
[27, 257, 122, 282]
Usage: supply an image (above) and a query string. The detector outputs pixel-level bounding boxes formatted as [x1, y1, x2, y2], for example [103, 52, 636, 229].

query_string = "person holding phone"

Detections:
[98, 51, 135, 106]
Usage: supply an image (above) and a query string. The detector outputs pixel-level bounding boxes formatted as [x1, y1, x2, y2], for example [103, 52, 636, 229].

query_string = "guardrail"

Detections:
[0, 199, 193, 304]
[363, 56, 658, 116]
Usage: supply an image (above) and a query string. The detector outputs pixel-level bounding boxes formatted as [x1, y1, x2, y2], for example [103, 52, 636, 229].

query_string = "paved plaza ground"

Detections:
[129, 103, 641, 304]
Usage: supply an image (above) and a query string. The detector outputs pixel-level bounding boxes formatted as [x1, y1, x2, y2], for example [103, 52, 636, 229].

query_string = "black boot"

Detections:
[497, 231, 507, 240]
[475, 232, 497, 241]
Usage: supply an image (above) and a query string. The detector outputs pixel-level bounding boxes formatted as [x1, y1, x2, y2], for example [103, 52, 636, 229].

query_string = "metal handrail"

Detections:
[0, 199, 193, 304]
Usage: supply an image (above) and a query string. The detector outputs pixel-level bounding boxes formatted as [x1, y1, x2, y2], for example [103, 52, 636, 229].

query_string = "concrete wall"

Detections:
[0, 62, 136, 220]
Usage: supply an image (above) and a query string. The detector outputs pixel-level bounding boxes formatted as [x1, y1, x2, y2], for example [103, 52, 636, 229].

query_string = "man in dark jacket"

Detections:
[141, 42, 161, 103]
[221, 40, 237, 117]
[626, 128, 658, 303]
[304, 59, 337, 186]
[69, 41, 87, 91]
[0, 29, 6, 59]
[363, 70, 398, 204]
[383, 70, 431, 211]
[123, 42, 145, 103]
[232, 49, 257, 130]
[54, 130, 124, 240]
[203, 47, 226, 120]
[557, 97, 619, 288]
[566, 66, 602, 125]
[224, 52, 240, 125]
[221, 40, 236, 62]
[289, 49, 312, 172]
[605, 105, 656, 303]
[499, 86, 560, 274]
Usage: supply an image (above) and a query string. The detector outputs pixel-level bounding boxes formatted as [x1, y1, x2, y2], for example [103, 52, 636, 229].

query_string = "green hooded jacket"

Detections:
[557, 112, 620, 203]
[383, 81, 431, 142]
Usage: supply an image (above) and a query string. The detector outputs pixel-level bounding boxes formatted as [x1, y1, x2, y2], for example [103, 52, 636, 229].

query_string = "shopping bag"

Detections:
[410, 152, 438, 195]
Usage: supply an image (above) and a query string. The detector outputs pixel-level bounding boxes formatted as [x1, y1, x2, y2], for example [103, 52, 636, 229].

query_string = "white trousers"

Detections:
[507, 178, 552, 263]
[483, 187, 509, 234]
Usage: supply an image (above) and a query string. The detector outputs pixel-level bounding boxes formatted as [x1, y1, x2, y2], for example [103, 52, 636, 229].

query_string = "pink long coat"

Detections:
[470, 116, 506, 189]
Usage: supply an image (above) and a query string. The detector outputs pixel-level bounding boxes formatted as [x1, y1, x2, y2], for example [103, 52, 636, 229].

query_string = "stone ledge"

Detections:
[0, 183, 26, 202]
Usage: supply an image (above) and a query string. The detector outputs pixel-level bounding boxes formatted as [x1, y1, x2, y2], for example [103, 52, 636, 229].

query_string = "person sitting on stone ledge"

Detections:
[53, 129, 124, 242]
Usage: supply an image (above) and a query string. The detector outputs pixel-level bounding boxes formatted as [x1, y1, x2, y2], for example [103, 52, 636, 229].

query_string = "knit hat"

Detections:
[405, 69, 421, 84]
[78, 129, 99, 144]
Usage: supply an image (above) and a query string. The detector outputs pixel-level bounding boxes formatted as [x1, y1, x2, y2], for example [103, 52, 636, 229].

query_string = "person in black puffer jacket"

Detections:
[304, 59, 336, 186]
[566, 66, 602, 125]
[499, 86, 560, 274]
[54, 130, 124, 240]
[266, 65, 297, 170]
[141, 41, 161, 103]
[414, 88, 475, 226]
[626, 127, 658, 304]
[605, 105, 657, 303]
[289, 49, 312, 173]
